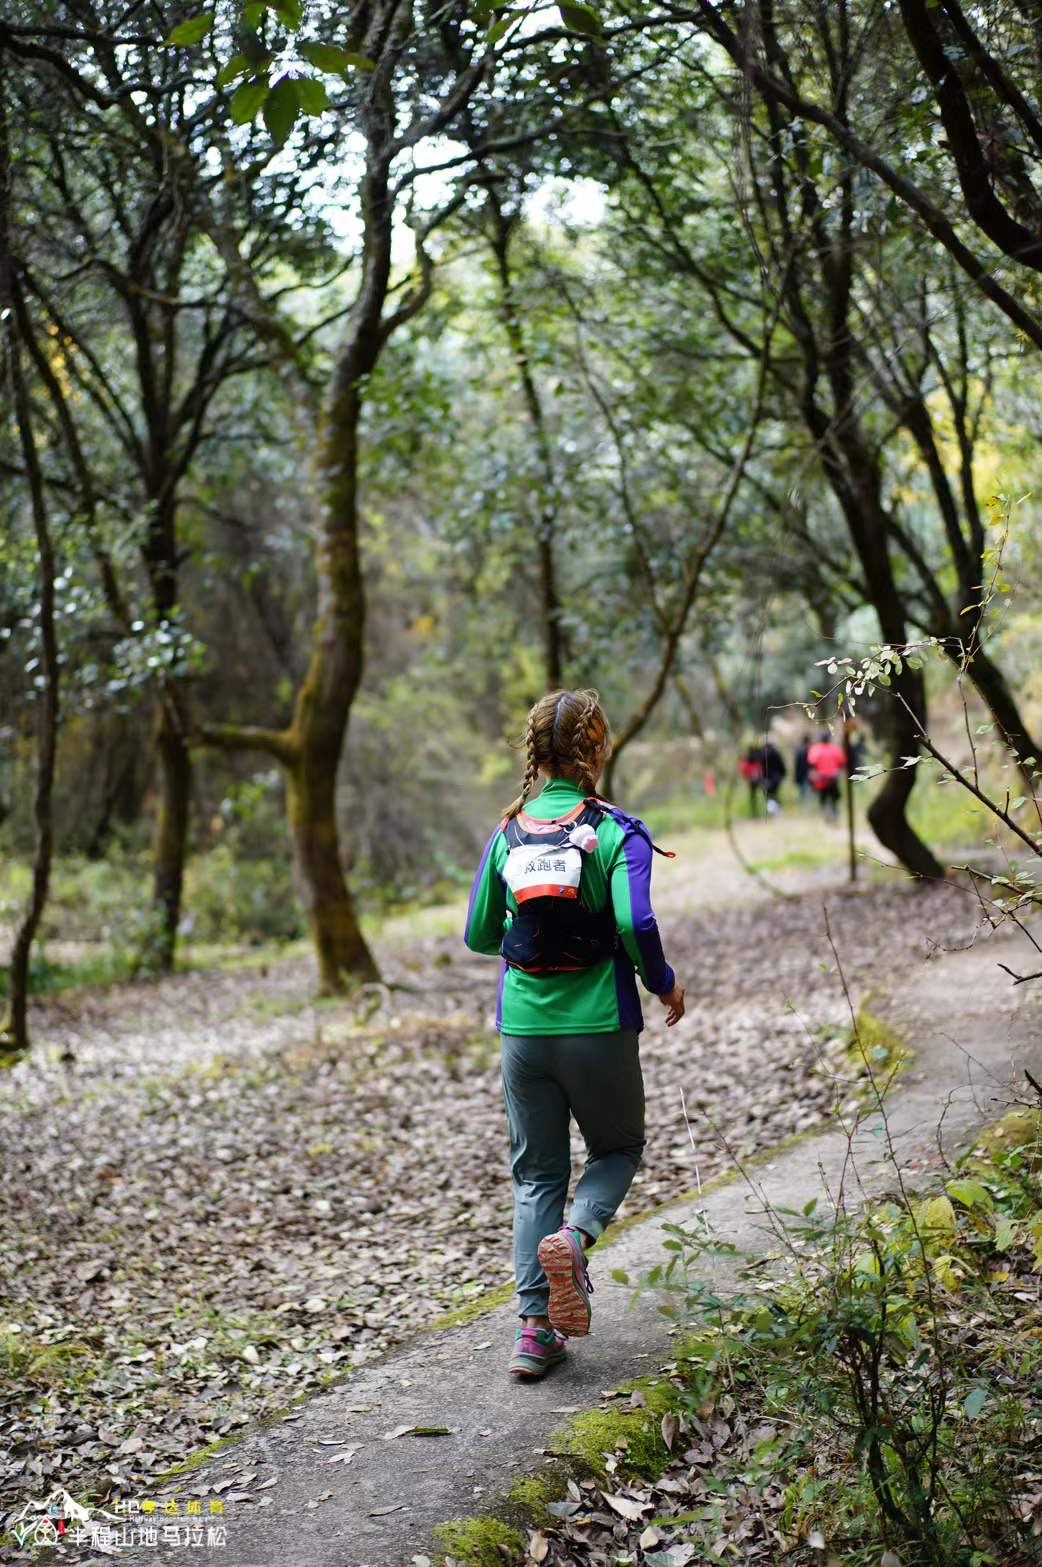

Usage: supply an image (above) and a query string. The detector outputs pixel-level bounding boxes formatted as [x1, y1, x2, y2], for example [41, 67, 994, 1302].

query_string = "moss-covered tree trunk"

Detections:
[196, 128, 401, 991]
[194, 5, 490, 991]
[286, 746, 377, 989]
[267, 139, 395, 991]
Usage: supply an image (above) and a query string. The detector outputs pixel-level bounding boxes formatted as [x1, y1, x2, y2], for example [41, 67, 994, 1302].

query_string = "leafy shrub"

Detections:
[182, 846, 304, 945]
[643, 1114, 1042, 1564]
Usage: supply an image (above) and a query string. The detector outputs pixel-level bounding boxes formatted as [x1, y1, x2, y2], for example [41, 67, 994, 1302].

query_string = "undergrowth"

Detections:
[453, 1107, 1042, 1567]
[631, 1105, 1042, 1565]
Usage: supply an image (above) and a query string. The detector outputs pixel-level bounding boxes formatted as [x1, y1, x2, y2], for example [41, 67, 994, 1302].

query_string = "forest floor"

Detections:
[0, 809, 1021, 1563]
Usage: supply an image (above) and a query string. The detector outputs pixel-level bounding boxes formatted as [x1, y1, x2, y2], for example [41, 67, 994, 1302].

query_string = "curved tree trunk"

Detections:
[193, 113, 405, 991]
[867, 666, 944, 880]
[149, 701, 192, 972]
[287, 747, 377, 991]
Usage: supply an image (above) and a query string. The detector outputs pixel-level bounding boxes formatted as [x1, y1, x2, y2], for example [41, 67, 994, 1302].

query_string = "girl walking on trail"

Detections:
[464, 689, 685, 1380]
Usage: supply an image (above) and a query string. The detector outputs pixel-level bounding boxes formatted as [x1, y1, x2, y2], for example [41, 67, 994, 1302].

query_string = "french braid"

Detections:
[503, 688, 611, 817]
[568, 692, 602, 797]
[504, 710, 541, 819]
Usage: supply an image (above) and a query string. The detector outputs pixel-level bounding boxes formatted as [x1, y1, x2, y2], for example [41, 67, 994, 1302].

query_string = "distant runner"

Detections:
[807, 730, 847, 818]
[464, 689, 684, 1380]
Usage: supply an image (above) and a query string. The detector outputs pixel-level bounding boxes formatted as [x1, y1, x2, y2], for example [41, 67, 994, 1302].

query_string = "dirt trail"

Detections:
[0, 824, 1010, 1565]
[93, 922, 1042, 1567]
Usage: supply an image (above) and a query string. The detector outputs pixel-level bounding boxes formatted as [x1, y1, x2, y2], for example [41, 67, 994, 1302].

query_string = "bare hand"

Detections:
[658, 981, 685, 1027]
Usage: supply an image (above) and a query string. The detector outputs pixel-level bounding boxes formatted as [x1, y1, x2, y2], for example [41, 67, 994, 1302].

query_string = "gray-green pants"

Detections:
[500, 1029, 646, 1319]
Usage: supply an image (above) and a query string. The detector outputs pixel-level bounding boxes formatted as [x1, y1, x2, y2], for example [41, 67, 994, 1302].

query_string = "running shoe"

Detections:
[508, 1325, 567, 1378]
[537, 1226, 593, 1336]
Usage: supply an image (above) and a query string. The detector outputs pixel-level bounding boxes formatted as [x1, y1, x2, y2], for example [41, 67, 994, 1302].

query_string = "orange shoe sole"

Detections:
[537, 1231, 592, 1337]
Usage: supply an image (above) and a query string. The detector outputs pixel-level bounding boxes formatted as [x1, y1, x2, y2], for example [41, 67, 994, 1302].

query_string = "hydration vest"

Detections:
[499, 797, 673, 976]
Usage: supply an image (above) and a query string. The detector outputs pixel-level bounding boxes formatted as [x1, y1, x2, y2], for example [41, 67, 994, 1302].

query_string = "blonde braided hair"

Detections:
[504, 689, 612, 818]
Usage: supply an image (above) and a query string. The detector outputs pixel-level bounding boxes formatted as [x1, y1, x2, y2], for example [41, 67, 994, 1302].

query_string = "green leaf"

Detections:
[918, 1195, 956, 1235]
[229, 77, 270, 125]
[164, 11, 214, 46]
[263, 75, 300, 145]
[486, 13, 514, 42]
[295, 77, 329, 115]
[994, 1215, 1017, 1252]
[963, 1385, 987, 1419]
[558, 1, 602, 33]
[269, 0, 302, 25]
[931, 1253, 963, 1291]
[243, 1, 267, 26]
[611, 1268, 629, 1284]
[946, 1178, 993, 1212]
[300, 41, 375, 74]
[216, 52, 253, 87]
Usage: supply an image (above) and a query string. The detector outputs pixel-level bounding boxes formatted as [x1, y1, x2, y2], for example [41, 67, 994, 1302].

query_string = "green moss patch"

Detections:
[429, 1374, 680, 1565]
[551, 1375, 676, 1479]
[966, 1106, 1042, 1169]
[839, 1003, 911, 1109]
[432, 1513, 527, 1567]
[425, 1279, 516, 1331]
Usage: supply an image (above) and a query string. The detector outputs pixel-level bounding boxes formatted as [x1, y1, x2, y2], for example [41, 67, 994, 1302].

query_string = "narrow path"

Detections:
[98, 927, 1042, 1567]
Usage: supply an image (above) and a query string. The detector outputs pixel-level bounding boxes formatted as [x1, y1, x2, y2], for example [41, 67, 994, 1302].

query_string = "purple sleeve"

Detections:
[612, 826, 676, 996]
[463, 823, 507, 956]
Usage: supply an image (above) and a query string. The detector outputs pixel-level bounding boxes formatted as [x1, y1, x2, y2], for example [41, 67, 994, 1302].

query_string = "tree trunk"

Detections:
[190, 142, 392, 992]
[141, 477, 192, 971]
[0, 71, 59, 1054]
[286, 747, 378, 992]
[227, 132, 403, 992]
[867, 666, 944, 880]
[148, 700, 192, 972]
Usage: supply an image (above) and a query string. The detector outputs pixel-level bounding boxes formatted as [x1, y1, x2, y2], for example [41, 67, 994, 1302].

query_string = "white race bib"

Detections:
[502, 841, 583, 904]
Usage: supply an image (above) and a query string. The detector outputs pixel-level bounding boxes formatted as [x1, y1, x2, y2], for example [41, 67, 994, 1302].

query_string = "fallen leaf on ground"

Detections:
[605, 1493, 650, 1521]
[0, 877, 974, 1526]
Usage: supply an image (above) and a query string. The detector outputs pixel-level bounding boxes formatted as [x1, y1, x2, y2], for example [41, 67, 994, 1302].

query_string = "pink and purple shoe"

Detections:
[537, 1226, 593, 1337]
[509, 1325, 567, 1378]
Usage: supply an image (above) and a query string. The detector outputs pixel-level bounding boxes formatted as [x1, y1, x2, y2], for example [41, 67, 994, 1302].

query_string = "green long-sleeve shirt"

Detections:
[463, 777, 676, 1035]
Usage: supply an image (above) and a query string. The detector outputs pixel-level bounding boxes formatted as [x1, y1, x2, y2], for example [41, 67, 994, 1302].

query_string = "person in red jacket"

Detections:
[806, 730, 846, 817]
